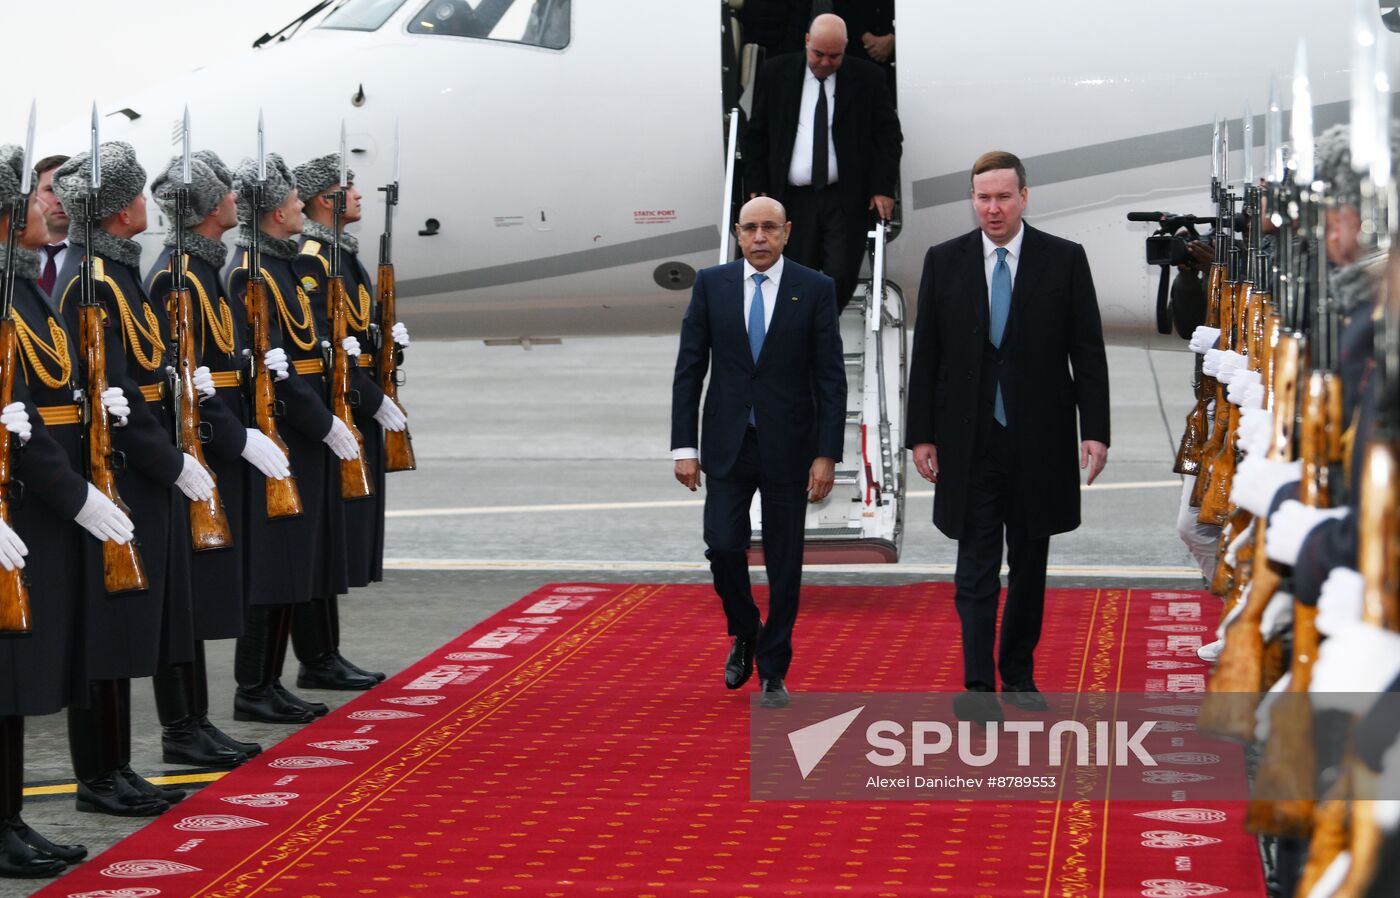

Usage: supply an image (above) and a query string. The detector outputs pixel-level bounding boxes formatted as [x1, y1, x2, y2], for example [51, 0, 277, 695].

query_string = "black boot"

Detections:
[275, 607, 327, 715]
[0, 717, 68, 877]
[293, 597, 377, 690]
[192, 642, 261, 757]
[327, 594, 385, 682]
[154, 659, 245, 768]
[235, 605, 314, 724]
[117, 679, 185, 806]
[69, 683, 167, 817]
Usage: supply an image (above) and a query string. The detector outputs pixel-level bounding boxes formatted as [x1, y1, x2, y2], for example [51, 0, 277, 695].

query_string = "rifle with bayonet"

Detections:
[377, 121, 415, 473]
[78, 106, 148, 594]
[328, 125, 373, 501]
[1198, 189, 1247, 523]
[0, 103, 36, 634]
[166, 108, 232, 551]
[245, 113, 303, 520]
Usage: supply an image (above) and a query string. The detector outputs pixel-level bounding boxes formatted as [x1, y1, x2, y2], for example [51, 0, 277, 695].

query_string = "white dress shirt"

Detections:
[787, 67, 838, 187]
[981, 225, 1024, 313]
[672, 257, 786, 460]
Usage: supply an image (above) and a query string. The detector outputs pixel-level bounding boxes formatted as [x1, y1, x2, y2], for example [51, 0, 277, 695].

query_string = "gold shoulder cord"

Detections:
[350, 282, 372, 333]
[12, 308, 73, 389]
[264, 267, 319, 351]
[104, 272, 164, 371]
[188, 271, 236, 355]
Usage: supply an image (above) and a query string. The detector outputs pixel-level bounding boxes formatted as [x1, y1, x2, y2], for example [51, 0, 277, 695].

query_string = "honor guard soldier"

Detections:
[147, 150, 293, 766]
[292, 152, 409, 690]
[0, 142, 131, 875]
[225, 153, 360, 723]
[53, 141, 212, 815]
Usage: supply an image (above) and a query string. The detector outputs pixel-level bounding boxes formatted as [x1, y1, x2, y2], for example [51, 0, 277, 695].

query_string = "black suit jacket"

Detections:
[671, 258, 846, 483]
[743, 53, 902, 217]
[905, 224, 1111, 539]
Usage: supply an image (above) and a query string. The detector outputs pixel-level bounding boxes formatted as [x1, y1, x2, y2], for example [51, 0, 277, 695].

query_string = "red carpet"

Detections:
[37, 583, 1267, 897]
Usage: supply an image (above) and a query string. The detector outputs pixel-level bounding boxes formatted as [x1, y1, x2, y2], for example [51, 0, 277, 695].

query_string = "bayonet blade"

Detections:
[1243, 104, 1254, 185]
[1268, 76, 1284, 183]
[1374, 32, 1392, 188]
[257, 109, 267, 182]
[20, 100, 35, 196]
[393, 118, 400, 185]
[1292, 41, 1315, 186]
[181, 106, 192, 185]
[339, 121, 348, 188]
[1352, 0, 1377, 174]
[90, 102, 101, 190]
[1211, 116, 1221, 180]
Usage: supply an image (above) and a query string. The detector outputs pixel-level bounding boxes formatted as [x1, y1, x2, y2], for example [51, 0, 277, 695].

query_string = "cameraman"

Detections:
[1166, 233, 1215, 338]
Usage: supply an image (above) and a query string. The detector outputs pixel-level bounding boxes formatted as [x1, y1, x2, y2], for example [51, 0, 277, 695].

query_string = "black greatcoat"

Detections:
[147, 248, 248, 639]
[56, 250, 196, 679]
[225, 249, 343, 604]
[296, 237, 386, 587]
[904, 224, 1111, 540]
[0, 277, 91, 715]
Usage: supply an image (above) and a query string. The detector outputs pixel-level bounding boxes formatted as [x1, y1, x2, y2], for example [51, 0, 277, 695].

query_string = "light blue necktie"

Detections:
[748, 272, 767, 425]
[989, 247, 1011, 426]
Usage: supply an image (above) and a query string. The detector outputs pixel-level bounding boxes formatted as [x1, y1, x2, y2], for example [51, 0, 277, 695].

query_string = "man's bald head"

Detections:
[805, 13, 847, 80]
[735, 196, 791, 271]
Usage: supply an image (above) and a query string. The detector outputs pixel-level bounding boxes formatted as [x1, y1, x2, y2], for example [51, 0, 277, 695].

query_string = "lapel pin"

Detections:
[790, 295, 799, 302]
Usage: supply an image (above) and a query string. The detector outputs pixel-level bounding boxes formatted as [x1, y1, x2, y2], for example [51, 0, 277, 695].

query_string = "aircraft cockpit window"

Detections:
[408, 0, 569, 49]
[319, 0, 408, 31]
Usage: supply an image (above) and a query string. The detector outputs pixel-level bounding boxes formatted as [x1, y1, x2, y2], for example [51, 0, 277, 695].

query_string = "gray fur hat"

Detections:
[0, 145, 23, 209]
[192, 150, 233, 190]
[1314, 122, 1400, 209]
[232, 152, 297, 223]
[52, 141, 146, 222]
[151, 153, 233, 228]
[292, 153, 354, 200]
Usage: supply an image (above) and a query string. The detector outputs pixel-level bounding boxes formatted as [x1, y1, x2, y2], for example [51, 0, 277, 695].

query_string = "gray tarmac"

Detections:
[2, 333, 1203, 896]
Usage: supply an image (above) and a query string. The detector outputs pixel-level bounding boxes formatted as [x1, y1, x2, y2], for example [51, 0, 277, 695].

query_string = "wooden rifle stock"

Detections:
[246, 275, 303, 519]
[0, 319, 31, 634]
[329, 274, 372, 500]
[1193, 276, 1237, 510]
[1174, 262, 1226, 475]
[166, 259, 231, 551]
[1200, 280, 1252, 523]
[79, 264, 148, 595]
[376, 262, 415, 472]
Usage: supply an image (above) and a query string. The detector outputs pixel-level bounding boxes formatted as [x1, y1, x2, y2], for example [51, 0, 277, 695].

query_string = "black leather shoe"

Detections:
[336, 652, 386, 682]
[953, 688, 1004, 725]
[75, 773, 168, 817]
[234, 686, 315, 725]
[297, 654, 378, 691]
[199, 717, 262, 758]
[120, 765, 185, 806]
[758, 678, 790, 708]
[1001, 681, 1050, 712]
[162, 717, 247, 768]
[0, 821, 65, 878]
[272, 681, 328, 717]
[724, 627, 759, 690]
[11, 817, 86, 865]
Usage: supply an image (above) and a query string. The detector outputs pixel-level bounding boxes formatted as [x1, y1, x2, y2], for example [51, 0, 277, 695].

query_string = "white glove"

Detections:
[0, 517, 27, 571]
[1237, 407, 1273, 456]
[392, 321, 410, 347]
[1215, 350, 1248, 384]
[175, 453, 215, 502]
[0, 402, 31, 446]
[1224, 522, 1253, 567]
[1310, 622, 1400, 713]
[373, 396, 407, 432]
[1226, 369, 1262, 405]
[1230, 456, 1301, 517]
[341, 336, 361, 358]
[101, 386, 129, 426]
[1260, 589, 1294, 640]
[74, 483, 134, 544]
[264, 348, 289, 382]
[1317, 568, 1364, 638]
[1254, 671, 1292, 742]
[241, 428, 291, 480]
[192, 365, 216, 400]
[1266, 500, 1349, 566]
[1305, 851, 1350, 898]
[1202, 348, 1227, 377]
[1190, 326, 1221, 354]
[1377, 743, 1400, 832]
[1240, 382, 1265, 410]
[323, 416, 360, 461]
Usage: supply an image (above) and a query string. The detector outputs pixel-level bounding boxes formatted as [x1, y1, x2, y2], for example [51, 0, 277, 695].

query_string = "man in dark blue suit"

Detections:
[671, 197, 847, 708]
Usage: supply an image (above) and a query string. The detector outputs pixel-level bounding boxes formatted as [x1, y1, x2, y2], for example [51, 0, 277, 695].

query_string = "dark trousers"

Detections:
[704, 427, 808, 679]
[953, 419, 1050, 691]
[785, 185, 866, 311]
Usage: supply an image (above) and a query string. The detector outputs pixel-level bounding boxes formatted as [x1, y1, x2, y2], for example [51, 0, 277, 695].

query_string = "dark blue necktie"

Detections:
[990, 247, 1011, 426]
[748, 272, 767, 425]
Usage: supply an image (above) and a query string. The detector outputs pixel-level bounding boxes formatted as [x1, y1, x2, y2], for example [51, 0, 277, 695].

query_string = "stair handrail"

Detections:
[719, 107, 741, 264]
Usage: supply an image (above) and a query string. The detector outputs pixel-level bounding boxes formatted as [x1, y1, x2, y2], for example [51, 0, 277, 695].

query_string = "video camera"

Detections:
[1126, 211, 1214, 266]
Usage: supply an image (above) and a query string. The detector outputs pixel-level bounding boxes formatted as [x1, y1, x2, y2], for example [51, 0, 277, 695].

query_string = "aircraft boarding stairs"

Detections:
[746, 223, 908, 565]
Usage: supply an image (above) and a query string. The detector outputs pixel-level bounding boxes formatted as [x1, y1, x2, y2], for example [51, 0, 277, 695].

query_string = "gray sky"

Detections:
[3, 0, 306, 139]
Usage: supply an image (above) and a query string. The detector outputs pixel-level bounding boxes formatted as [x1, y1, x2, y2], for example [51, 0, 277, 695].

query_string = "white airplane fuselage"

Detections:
[37, 0, 1373, 346]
